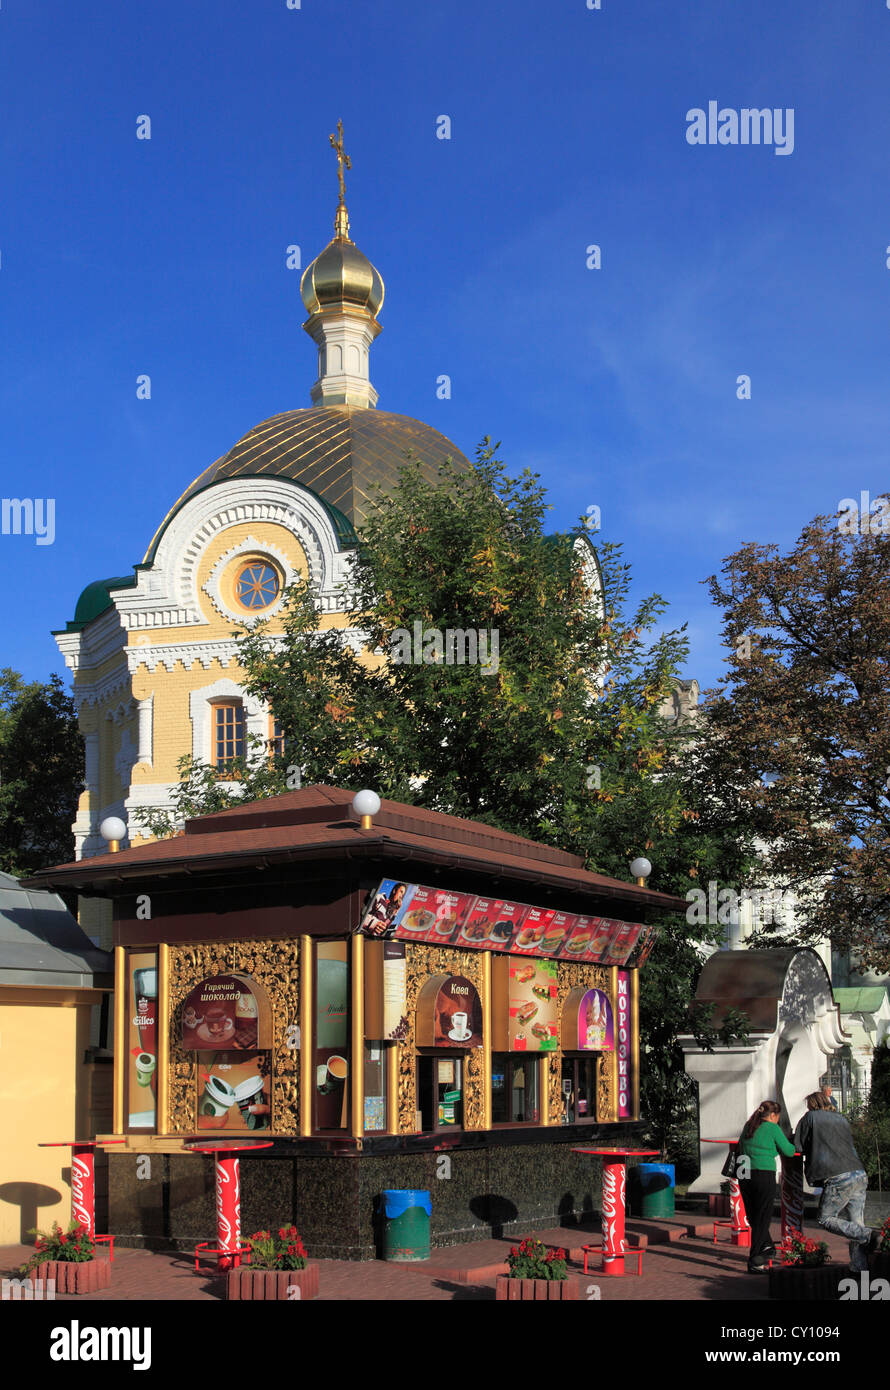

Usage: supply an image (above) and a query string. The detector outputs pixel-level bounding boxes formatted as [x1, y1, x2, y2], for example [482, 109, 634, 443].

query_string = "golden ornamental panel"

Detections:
[167, 939, 301, 1135]
[400, 944, 486, 1133]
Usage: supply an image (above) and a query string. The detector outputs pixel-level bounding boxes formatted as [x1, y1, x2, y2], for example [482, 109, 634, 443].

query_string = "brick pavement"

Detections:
[0, 1217, 861, 1302]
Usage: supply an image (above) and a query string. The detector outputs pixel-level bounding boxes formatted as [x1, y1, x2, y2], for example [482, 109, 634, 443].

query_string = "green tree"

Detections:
[699, 499, 890, 972]
[0, 669, 83, 875]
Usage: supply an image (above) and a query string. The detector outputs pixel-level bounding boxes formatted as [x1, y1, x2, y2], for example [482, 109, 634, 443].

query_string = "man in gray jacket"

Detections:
[794, 1091, 876, 1272]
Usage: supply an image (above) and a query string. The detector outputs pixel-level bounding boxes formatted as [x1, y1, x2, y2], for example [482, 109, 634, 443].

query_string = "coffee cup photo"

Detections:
[135, 1051, 156, 1086]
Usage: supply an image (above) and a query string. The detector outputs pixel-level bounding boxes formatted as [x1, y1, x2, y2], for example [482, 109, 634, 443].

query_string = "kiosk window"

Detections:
[417, 1055, 463, 1131]
[363, 1042, 387, 1132]
[561, 1056, 597, 1123]
[491, 1054, 540, 1125]
[314, 941, 349, 1132]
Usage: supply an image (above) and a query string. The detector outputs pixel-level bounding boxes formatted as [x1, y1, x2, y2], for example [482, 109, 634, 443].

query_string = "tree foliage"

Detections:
[0, 669, 83, 875]
[699, 501, 890, 971]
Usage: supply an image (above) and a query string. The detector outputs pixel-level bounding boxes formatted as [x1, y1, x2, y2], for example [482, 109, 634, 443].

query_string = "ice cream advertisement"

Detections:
[577, 988, 614, 1051]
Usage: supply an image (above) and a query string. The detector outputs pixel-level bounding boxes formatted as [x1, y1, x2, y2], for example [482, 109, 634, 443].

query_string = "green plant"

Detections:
[850, 1099, 890, 1189]
[506, 1237, 568, 1281]
[778, 1233, 830, 1268]
[877, 1216, 890, 1253]
[247, 1225, 307, 1271]
[21, 1221, 96, 1271]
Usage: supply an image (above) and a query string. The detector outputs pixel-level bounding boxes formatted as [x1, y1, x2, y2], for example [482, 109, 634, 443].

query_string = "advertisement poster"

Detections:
[600, 921, 642, 967]
[511, 906, 556, 956]
[359, 877, 645, 967]
[433, 976, 482, 1048]
[616, 969, 633, 1119]
[382, 940, 408, 1041]
[508, 959, 558, 1052]
[400, 885, 473, 944]
[577, 989, 614, 1052]
[359, 879, 416, 937]
[457, 896, 528, 950]
[182, 974, 270, 1051]
[197, 1052, 271, 1130]
[559, 916, 598, 960]
[316, 946, 349, 1129]
[531, 910, 575, 956]
[127, 951, 158, 1130]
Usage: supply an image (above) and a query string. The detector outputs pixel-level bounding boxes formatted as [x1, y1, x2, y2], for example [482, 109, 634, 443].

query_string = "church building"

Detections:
[53, 129, 601, 951]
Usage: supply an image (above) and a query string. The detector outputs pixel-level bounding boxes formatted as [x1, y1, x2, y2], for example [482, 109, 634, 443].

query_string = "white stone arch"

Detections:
[116, 476, 354, 631]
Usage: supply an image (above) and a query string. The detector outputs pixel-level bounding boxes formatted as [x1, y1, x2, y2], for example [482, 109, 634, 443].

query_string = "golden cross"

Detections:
[329, 120, 351, 207]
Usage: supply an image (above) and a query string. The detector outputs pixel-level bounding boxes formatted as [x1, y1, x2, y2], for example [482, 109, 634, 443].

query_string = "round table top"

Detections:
[38, 1139, 128, 1148]
[571, 1147, 660, 1158]
[184, 1139, 274, 1155]
[702, 1138, 740, 1145]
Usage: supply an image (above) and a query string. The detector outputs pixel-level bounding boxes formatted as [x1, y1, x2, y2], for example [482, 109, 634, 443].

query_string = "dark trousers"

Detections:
[739, 1171, 776, 1259]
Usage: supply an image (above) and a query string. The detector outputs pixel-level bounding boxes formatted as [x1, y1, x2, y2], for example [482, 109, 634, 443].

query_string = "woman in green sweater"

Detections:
[736, 1100, 797, 1272]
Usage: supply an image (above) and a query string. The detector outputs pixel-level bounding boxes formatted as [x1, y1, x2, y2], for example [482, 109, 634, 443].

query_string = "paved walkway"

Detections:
[0, 1216, 861, 1301]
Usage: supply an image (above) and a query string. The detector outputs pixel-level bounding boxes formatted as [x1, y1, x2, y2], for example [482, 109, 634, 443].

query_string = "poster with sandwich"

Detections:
[508, 959, 558, 1052]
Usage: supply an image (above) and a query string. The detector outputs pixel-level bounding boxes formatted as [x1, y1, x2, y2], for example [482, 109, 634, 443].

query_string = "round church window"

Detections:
[235, 561, 280, 611]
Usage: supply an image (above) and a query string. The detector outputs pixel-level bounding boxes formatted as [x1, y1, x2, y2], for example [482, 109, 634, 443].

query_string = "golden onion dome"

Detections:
[300, 235, 384, 318]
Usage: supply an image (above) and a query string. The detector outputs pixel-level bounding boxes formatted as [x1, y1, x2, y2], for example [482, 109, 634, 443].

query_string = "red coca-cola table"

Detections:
[702, 1138, 751, 1248]
[185, 1138, 274, 1272]
[38, 1140, 126, 1258]
[572, 1147, 659, 1276]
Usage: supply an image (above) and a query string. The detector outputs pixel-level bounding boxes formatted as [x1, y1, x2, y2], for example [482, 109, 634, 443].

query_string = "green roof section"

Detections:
[833, 987, 888, 1013]
[56, 574, 139, 634]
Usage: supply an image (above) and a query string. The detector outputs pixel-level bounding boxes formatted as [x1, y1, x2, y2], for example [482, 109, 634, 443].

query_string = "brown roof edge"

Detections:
[23, 834, 688, 913]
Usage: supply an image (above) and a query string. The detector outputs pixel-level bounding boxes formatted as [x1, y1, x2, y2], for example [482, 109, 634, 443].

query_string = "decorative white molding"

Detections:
[115, 725, 138, 788]
[136, 696, 154, 768]
[201, 535, 296, 624]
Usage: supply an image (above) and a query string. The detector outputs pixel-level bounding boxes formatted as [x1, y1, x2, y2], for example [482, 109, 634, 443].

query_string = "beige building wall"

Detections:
[0, 990, 97, 1245]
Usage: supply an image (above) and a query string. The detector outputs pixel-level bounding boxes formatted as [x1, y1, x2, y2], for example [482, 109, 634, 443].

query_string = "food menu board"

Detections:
[358, 879, 647, 966]
[457, 897, 529, 951]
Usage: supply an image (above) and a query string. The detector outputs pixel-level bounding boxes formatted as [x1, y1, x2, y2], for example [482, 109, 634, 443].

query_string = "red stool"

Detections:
[713, 1220, 751, 1248]
[582, 1243, 644, 1275]
[193, 1241, 251, 1274]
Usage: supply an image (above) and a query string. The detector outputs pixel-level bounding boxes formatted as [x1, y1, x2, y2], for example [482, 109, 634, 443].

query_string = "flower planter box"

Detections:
[708, 1195, 731, 1217]
[33, 1258, 111, 1295]
[496, 1275, 579, 1301]
[768, 1265, 845, 1302]
[227, 1265, 319, 1301]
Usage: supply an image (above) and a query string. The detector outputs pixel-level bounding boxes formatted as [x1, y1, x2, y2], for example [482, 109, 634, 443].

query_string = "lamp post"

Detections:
[99, 815, 127, 854]
[629, 856, 652, 889]
[352, 788, 381, 830]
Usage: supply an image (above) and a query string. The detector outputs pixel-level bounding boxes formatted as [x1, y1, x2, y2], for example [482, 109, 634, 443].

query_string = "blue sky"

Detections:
[2, 1, 889, 694]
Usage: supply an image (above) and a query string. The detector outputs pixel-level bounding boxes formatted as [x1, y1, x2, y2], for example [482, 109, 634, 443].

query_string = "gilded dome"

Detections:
[300, 236, 384, 318]
[144, 405, 469, 559]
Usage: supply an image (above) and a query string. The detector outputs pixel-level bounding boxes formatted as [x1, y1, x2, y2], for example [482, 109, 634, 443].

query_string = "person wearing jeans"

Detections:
[794, 1091, 875, 1272]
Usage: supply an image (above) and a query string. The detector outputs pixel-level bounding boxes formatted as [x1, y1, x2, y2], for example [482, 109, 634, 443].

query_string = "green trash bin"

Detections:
[380, 1189, 431, 1261]
[637, 1163, 675, 1218]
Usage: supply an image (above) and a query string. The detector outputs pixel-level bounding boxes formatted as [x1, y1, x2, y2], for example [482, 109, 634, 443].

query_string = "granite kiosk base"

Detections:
[108, 1124, 641, 1260]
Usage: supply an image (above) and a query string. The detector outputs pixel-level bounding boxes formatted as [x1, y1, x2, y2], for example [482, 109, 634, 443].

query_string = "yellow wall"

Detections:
[0, 993, 94, 1245]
